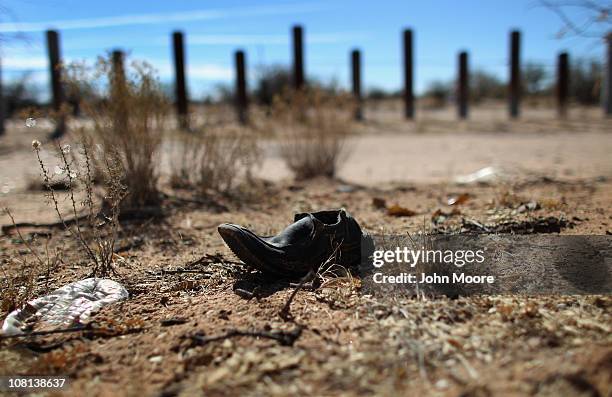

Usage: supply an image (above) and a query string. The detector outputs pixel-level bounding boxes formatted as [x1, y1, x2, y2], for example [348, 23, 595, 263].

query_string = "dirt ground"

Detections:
[0, 103, 611, 396]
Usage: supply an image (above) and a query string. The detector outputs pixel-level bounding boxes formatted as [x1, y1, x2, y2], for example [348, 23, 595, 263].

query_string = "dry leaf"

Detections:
[432, 208, 462, 223]
[447, 193, 470, 206]
[497, 303, 514, 319]
[387, 204, 417, 217]
[372, 197, 387, 209]
[447, 337, 463, 350]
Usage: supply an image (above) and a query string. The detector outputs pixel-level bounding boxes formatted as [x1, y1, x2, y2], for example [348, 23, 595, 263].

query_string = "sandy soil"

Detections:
[0, 103, 611, 396]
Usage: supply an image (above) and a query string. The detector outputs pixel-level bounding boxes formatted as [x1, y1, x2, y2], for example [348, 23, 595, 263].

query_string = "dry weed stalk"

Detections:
[170, 125, 261, 195]
[29, 137, 126, 276]
[271, 88, 354, 179]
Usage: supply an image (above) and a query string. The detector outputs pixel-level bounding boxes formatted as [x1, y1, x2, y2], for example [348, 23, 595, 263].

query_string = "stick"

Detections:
[1, 214, 91, 234]
[0, 325, 88, 340]
[279, 269, 315, 320]
[188, 326, 302, 347]
[145, 269, 213, 276]
[0, 324, 145, 340]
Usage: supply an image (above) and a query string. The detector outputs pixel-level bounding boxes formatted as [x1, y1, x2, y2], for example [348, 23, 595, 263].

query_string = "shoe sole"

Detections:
[218, 224, 301, 277]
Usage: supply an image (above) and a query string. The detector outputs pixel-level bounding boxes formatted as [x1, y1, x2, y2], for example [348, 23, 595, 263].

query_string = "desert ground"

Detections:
[0, 101, 611, 396]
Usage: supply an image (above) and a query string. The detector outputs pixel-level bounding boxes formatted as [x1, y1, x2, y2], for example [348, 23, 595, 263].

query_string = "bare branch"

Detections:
[539, 0, 612, 39]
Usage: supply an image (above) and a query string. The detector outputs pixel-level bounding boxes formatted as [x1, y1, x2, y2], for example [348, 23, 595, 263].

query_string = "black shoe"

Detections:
[218, 209, 363, 278]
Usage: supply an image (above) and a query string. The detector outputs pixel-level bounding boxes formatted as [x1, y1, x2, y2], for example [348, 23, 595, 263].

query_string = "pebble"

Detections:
[435, 379, 449, 389]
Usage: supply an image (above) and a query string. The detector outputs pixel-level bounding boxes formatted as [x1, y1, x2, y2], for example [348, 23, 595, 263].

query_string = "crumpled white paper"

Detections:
[1, 278, 129, 336]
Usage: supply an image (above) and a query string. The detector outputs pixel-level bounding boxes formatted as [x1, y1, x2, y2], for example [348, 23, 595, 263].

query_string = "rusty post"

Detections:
[0, 58, 4, 135]
[458, 51, 469, 119]
[403, 29, 414, 119]
[46, 30, 65, 137]
[351, 49, 363, 120]
[509, 30, 521, 119]
[111, 50, 128, 135]
[111, 50, 126, 97]
[173, 31, 189, 130]
[235, 50, 248, 124]
[292, 25, 305, 89]
[604, 32, 612, 117]
[556, 52, 569, 118]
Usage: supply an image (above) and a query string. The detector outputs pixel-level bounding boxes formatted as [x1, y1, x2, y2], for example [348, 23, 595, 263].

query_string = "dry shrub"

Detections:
[25, 137, 126, 276]
[170, 125, 261, 195]
[66, 55, 169, 208]
[271, 88, 353, 180]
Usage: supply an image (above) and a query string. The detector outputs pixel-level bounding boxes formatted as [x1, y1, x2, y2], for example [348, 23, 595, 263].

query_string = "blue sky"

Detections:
[0, 0, 607, 100]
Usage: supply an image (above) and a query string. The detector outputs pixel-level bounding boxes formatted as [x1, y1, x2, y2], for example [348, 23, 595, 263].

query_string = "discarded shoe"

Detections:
[218, 209, 363, 278]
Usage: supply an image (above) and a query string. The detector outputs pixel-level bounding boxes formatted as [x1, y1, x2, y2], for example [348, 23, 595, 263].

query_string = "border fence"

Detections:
[0, 25, 611, 136]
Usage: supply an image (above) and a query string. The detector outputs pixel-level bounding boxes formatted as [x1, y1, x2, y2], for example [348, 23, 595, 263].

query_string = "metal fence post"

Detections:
[509, 30, 521, 119]
[235, 50, 248, 124]
[292, 25, 305, 89]
[173, 31, 189, 130]
[46, 30, 65, 137]
[557, 52, 569, 118]
[0, 58, 4, 135]
[403, 29, 414, 119]
[351, 49, 363, 120]
[458, 51, 469, 119]
[111, 50, 128, 134]
[604, 32, 612, 117]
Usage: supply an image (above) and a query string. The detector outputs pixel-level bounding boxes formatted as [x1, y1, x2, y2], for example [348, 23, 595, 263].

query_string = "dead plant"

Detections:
[271, 88, 354, 179]
[27, 137, 126, 276]
[65, 55, 168, 209]
[170, 125, 261, 195]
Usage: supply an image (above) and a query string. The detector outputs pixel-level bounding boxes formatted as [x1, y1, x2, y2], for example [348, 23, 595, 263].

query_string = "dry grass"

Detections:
[66, 55, 169, 209]
[170, 125, 261, 195]
[271, 88, 354, 180]
[0, 209, 63, 315]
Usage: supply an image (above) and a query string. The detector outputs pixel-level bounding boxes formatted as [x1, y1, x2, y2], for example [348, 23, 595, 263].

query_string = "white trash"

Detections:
[1, 278, 128, 336]
[454, 166, 500, 185]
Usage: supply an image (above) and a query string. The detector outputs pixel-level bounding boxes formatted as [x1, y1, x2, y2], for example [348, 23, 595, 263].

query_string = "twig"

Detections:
[234, 288, 255, 299]
[1, 214, 91, 234]
[455, 352, 479, 380]
[462, 218, 491, 233]
[0, 325, 89, 340]
[539, 0, 608, 38]
[188, 326, 303, 347]
[20, 340, 73, 353]
[146, 268, 213, 276]
[186, 253, 241, 267]
[160, 318, 188, 327]
[279, 269, 315, 320]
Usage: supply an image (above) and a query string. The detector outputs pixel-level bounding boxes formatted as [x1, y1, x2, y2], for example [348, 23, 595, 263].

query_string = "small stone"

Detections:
[435, 379, 449, 389]
[337, 184, 357, 193]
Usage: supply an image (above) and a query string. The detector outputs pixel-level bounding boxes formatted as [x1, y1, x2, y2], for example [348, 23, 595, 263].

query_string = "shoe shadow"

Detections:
[232, 270, 294, 299]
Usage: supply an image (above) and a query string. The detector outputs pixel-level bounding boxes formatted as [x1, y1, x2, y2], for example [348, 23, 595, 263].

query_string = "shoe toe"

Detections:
[217, 224, 250, 255]
[218, 223, 269, 269]
[217, 223, 242, 239]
